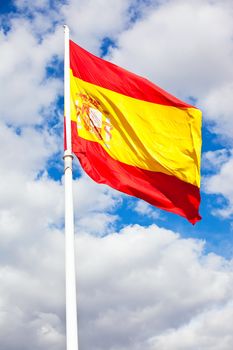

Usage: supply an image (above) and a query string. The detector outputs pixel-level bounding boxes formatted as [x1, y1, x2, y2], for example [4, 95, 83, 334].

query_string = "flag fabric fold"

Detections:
[68, 39, 202, 224]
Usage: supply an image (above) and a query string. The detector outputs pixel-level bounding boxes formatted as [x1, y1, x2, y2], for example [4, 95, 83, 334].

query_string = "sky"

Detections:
[0, 0, 233, 349]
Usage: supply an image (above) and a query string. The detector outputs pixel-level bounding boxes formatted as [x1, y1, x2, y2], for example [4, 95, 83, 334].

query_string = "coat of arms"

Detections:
[75, 93, 113, 147]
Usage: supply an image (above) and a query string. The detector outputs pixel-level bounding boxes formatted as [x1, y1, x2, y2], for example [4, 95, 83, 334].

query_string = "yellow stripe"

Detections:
[70, 70, 202, 187]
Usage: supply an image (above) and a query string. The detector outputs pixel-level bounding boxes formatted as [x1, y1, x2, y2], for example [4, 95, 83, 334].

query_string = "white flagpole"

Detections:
[63, 24, 79, 350]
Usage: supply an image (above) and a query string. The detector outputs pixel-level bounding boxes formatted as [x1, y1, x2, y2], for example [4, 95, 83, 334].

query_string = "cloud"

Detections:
[202, 149, 231, 173]
[0, 227, 66, 350]
[201, 82, 233, 139]
[72, 174, 122, 235]
[61, 0, 162, 55]
[149, 301, 233, 350]
[76, 225, 233, 350]
[2, 221, 233, 350]
[0, 16, 62, 126]
[133, 200, 162, 219]
[73, 175, 121, 217]
[0, 122, 58, 175]
[204, 154, 233, 218]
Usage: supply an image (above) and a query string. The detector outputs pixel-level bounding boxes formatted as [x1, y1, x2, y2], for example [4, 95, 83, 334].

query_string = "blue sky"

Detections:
[1, 1, 233, 350]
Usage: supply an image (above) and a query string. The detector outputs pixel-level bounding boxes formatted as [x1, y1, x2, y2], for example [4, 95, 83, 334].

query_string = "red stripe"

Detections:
[71, 121, 201, 224]
[70, 40, 193, 108]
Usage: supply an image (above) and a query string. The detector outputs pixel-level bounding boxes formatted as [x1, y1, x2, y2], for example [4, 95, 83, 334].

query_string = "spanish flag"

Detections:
[69, 40, 202, 224]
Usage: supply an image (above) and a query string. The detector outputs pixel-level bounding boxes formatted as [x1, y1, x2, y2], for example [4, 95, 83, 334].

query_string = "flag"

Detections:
[68, 40, 202, 224]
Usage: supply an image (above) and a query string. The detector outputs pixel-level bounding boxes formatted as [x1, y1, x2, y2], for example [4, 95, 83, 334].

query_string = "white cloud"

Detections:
[202, 149, 231, 172]
[15, 0, 48, 9]
[0, 228, 66, 350]
[71, 174, 122, 235]
[73, 175, 121, 217]
[0, 131, 233, 350]
[76, 225, 233, 350]
[149, 302, 233, 350]
[3, 222, 232, 350]
[62, 0, 137, 53]
[0, 122, 57, 175]
[201, 82, 233, 139]
[0, 17, 62, 125]
[134, 200, 162, 219]
[204, 154, 233, 218]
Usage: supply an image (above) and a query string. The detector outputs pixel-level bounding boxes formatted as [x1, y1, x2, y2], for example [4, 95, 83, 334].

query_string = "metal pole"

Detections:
[63, 24, 79, 350]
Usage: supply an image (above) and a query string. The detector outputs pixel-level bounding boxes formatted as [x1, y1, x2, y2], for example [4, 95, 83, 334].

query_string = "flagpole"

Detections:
[63, 24, 79, 350]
